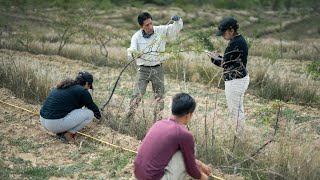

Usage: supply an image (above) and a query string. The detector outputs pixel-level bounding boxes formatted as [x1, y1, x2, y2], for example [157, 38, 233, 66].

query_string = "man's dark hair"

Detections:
[171, 93, 196, 117]
[138, 12, 152, 26]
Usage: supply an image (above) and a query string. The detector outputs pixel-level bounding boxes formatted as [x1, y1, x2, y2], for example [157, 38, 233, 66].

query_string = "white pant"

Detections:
[40, 108, 94, 133]
[225, 75, 250, 134]
[161, 151, 187, 180]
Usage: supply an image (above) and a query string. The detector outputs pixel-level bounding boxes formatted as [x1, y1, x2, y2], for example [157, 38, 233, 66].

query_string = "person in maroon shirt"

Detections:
[134, 93, 212, 180]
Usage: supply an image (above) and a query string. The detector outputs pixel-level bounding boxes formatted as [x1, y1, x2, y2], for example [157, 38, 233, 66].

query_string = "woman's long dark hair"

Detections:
[56, 77, 87, 89]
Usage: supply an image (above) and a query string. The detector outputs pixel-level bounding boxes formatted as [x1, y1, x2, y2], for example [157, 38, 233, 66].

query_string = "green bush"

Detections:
[306, 60, 320, 80]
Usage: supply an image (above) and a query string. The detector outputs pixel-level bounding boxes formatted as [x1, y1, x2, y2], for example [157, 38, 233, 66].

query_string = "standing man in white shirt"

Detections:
[126, 12, 183, 123]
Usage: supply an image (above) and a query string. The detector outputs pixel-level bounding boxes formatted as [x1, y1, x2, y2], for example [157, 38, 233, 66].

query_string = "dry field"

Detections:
[0, 5, 319, 180]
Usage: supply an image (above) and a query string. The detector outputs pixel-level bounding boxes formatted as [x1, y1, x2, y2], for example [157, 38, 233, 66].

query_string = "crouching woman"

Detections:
[40, 71, 101, 143]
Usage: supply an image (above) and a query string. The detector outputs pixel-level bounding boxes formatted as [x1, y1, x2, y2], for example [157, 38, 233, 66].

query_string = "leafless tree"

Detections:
[56, 16, 84, 55]
[84, 26, 121, 61]
[17, 25, 33, 51]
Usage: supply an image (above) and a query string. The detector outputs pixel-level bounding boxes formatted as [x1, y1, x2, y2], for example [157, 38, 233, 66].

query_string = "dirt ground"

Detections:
[0, 87, 141, 179]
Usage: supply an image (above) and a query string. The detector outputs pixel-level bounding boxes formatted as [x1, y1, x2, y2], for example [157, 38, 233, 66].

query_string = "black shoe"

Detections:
[56, 132, 68, 143]
[56, 133, 63, 138]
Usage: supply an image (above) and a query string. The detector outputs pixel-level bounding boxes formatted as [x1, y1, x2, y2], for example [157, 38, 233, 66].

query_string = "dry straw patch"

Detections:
[0, 50, 53, 103]
[251, 38, 320, 61]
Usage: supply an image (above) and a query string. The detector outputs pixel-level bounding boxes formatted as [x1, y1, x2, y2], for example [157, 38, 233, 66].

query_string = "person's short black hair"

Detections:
[138, 12, 152, 26]
[171, 93, 196, 117]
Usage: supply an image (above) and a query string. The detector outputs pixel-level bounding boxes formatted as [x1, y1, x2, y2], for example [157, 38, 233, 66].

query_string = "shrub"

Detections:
[306, 60, 320, 80]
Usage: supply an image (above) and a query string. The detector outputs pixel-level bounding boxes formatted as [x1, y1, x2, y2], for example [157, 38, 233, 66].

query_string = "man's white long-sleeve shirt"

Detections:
[127, 19, 183, 66]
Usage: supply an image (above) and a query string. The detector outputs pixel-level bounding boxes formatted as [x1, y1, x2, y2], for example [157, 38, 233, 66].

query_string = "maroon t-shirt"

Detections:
[134, 118, 201, 180]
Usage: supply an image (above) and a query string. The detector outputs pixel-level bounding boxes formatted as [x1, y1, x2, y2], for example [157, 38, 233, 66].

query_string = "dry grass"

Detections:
[0, 50, 52, 103]
[250, 38, 320, 61]
[1, 39, 128, 67]
[1, 49, 319, 179]
[249, 57, 320, 106]
[1, 21, 319, 105]
[258, 120, 320, 180]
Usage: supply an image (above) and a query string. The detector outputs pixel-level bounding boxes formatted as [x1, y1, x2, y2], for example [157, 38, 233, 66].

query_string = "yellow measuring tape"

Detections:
[0, 99, 225, 180]
[77, 132, 137, 154]
[0, 99, 136, 153]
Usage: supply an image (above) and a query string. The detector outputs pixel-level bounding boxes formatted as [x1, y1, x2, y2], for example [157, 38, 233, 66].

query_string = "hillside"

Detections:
[0, 3, 319, 180]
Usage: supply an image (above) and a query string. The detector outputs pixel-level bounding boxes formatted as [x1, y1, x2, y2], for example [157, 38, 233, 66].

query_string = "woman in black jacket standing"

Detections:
[207, 17, 250, 135]
[40, 71, 101, 143]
